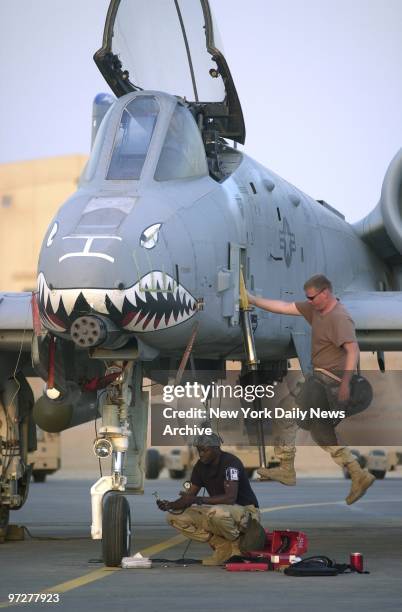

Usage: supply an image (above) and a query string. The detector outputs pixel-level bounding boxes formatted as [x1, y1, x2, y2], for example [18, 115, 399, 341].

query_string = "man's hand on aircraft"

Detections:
[247, 291, 256, 305]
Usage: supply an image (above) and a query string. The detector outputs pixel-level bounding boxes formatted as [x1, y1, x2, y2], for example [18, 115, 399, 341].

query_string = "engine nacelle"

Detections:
[353, 149, 402, 262]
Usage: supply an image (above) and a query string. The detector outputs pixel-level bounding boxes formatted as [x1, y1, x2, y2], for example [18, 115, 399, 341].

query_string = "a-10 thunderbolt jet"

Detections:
[1, 0, 402, 565]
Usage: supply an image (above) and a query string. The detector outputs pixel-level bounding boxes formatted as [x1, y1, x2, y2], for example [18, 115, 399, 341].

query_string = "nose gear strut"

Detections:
[90, 360, 148, 567]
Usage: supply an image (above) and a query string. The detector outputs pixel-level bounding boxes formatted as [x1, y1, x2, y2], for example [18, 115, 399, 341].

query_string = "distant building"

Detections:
[0, 154, 87, 291]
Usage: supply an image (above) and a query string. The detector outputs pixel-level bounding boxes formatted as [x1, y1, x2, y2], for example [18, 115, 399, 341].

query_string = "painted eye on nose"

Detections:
[46, 222, 59, 247]
[140, 223, 162, 249]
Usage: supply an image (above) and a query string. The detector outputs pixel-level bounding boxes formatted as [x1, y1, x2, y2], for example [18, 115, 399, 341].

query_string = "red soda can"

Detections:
[350, 552, 363, 572]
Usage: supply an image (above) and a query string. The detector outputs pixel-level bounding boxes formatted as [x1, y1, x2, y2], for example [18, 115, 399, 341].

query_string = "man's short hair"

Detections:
[303, 274, 332, 292]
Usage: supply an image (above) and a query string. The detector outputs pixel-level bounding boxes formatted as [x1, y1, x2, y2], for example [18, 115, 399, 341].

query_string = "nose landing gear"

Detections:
[90, 361, 145, 566]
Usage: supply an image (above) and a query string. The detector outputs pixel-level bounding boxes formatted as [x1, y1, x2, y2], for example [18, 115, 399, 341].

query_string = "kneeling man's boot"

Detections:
[345, 460, 375, 505]
[202, 535, 236, 566]
[257, 457, 296, 486]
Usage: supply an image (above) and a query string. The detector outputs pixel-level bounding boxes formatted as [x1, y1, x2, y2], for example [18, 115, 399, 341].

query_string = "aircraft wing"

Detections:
[341, 291, 402, 350]
[0, 292, 33, 351]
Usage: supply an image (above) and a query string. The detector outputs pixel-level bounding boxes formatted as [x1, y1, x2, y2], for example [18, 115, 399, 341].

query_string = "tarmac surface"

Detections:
[0, 475, 401, 611]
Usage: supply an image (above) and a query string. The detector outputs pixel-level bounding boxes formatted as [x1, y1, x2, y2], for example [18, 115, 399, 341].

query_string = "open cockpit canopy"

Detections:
[94, 0, 245, 144]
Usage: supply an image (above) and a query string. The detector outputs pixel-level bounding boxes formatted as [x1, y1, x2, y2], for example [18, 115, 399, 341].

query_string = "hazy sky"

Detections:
[0, 0, 401, 223]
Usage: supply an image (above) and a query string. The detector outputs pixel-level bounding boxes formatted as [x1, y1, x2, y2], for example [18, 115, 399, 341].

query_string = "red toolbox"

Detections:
[225, 529, 308, 572]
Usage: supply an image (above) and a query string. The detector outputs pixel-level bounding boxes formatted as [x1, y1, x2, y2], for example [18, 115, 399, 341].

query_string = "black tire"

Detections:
[145, 449, 161, 479]
[32, 471, 47, 483]
[102, 494, 131, 567]
[169, 469, 186, 479]
[245, 468, 255, 479]
[370, 470, 386, 480]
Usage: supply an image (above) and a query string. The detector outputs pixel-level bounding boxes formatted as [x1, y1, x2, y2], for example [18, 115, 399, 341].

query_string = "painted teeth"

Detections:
[37, 271, 197, 333]
[62, 290, 82, 316]
[107, 290, 126, 313]
[125, 286, 137, 307]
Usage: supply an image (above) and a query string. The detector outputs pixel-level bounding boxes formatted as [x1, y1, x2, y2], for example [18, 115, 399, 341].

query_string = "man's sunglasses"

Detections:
[305, 288, 326, 301]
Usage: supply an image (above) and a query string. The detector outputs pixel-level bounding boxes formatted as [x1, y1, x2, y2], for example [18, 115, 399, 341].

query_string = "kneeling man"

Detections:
[156, 433, 263, 566]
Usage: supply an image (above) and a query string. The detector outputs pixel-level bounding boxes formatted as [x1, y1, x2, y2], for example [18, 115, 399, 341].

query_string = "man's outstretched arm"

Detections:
[247, 293, 301, 316]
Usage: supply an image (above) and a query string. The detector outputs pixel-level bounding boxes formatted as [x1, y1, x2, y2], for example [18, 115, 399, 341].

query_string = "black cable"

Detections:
[180, 537, 192, 560]
[155, 488, 208, 565]
[220, 342, 243, 360]
[22, 526, 90, 541]
[151, 557, 201, 565]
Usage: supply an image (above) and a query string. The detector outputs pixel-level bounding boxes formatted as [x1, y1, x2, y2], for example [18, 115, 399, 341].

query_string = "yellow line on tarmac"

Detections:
[138, 533, 186, 558]
[0, 533, 186, 608]
[260, 500, 344, 514]
[260, 498, 402, 514]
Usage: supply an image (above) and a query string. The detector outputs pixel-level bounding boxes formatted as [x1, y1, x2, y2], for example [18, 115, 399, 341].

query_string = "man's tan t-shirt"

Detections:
[294, 300, 357, 372]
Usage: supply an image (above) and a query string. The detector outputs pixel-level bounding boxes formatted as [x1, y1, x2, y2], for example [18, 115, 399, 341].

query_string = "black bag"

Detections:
[284, 555, 369, 577]
[348, 374, 373, 414]
[293, 373, 373, 430]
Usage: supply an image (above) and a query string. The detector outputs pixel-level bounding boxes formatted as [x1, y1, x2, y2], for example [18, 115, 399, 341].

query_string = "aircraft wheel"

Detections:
[102, 494, 131, 567]
[169, 469, 186, 479]
[145, 449, 161, 479]
[32, 471, 47, 483]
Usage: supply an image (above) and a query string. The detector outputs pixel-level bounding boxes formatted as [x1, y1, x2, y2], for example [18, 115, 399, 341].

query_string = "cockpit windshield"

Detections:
[106, 96, 159, 180]
[155, 104, 208, 181]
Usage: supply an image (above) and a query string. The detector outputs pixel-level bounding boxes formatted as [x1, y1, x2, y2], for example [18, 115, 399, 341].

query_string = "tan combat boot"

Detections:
[257, 458, 296, 486]
[345, 460, 375, 505]
[202, 535, 234, 566]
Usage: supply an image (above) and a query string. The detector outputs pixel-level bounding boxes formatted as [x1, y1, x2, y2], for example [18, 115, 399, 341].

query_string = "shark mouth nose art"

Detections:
[37, 271, 197, 334]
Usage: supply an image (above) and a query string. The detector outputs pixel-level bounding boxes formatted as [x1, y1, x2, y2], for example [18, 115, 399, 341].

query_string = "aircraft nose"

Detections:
[37, 196, 198, 336]
[39, 194, 175, 290]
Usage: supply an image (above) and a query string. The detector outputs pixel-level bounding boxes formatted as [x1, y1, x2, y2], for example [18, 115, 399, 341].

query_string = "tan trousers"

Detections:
[271, 377, 354, 465]
[167, 504, 260, 542]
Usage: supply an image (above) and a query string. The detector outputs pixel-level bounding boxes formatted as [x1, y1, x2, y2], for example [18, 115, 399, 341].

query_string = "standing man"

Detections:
[248, 274, 375, 505]
[156, 433, 264, 565]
